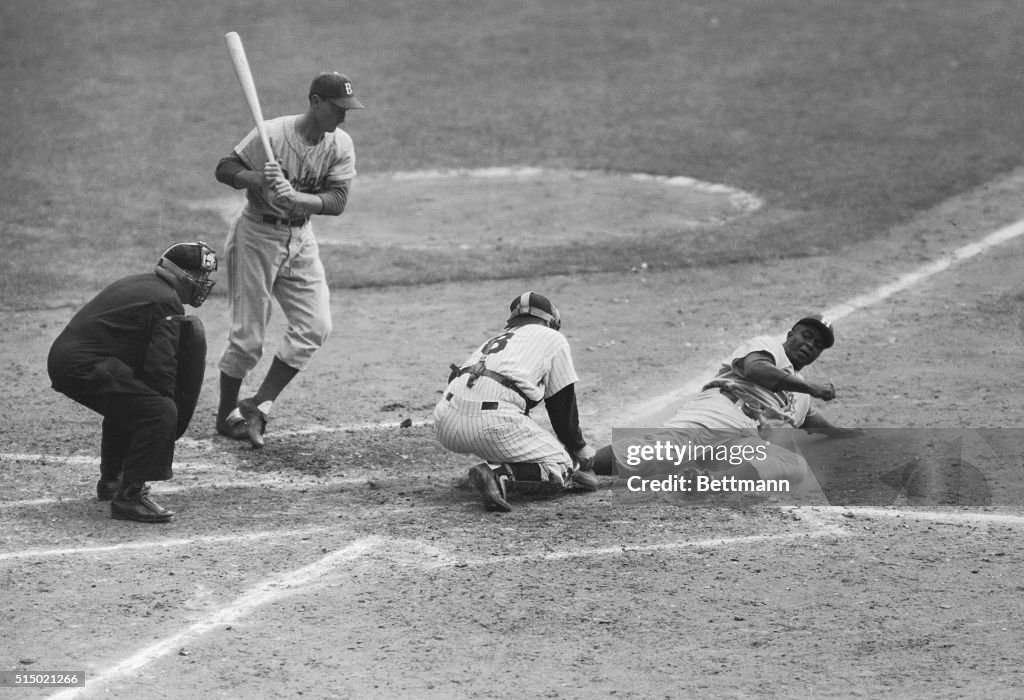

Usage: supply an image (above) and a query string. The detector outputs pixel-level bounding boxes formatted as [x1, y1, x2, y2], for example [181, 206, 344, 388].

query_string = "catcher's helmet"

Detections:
[158, 241, 218, 307]
[508, 291, 561, 330]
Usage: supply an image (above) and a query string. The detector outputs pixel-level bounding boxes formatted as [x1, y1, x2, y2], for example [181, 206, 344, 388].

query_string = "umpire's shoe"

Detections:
[237, 398, 268, 448]
[96, 478, 121, 501]
[111, 482, 174, 523]
[468, 463, 512, 512]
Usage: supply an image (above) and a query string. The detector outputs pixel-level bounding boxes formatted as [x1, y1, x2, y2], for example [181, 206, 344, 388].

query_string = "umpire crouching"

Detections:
[47, 242, 217, 523]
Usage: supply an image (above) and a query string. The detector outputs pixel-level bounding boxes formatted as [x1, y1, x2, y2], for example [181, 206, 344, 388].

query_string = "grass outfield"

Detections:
[2, 0, 1023, 308]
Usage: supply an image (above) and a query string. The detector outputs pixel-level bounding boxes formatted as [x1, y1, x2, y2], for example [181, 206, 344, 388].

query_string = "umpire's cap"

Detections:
[793, 314, 835, 348]
[310, 72, 365, 109]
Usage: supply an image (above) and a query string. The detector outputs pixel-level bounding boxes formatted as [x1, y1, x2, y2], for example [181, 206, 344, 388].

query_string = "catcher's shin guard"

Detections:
[506, 481, 565, 497]
[504, 463, 567, 497]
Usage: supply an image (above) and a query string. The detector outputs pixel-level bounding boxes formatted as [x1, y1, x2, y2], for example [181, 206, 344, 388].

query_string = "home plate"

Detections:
[189, 167, 761, 250]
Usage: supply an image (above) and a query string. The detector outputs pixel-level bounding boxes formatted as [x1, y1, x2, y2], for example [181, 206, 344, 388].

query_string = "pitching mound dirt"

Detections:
[191, 167, 762, 249]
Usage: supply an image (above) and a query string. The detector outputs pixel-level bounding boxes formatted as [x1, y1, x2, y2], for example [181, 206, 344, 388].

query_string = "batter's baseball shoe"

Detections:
[468, 463, 512, 512]
[96, 478, 121, 501]
[111, 482, 173, 523]
[237, 398, 267, 448]
[216, 414, 249, 441]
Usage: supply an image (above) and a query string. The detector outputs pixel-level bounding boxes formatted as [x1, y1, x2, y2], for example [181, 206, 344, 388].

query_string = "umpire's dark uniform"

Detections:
[48, 272, 205, 491]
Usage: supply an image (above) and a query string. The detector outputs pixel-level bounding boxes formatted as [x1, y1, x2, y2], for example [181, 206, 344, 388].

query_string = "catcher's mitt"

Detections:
[171, 315, 207, 438]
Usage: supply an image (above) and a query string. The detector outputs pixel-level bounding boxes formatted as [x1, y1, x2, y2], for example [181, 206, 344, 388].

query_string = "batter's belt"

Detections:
[248, 212, 310, 228]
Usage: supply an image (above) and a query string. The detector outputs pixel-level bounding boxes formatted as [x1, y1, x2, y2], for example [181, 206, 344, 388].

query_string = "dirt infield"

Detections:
[7, 2, 1024, 697]
[3, 165, 1024, 698]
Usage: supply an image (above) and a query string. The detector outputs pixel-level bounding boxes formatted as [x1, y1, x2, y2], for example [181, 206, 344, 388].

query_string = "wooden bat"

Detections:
[224, 31, 276, 165]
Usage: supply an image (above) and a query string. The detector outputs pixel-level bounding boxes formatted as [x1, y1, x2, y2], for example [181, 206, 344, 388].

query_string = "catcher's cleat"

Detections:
[96, 478, 121, 502]
[468, 463, 512, 513]
[216, 414, 249, 441]
[570, 468, 600, 492]
[237, 398, 268, 448]
[111, 482, 173, 523]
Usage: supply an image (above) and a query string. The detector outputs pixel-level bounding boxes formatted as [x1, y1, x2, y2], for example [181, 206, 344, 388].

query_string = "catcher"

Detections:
[434, 292, 598, 512]
[47, 242, 217, 523]
[590, 314, 860, 491]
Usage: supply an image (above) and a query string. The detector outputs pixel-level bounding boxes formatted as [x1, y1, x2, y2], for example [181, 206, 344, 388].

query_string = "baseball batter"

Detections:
[434, 292, 598, 512]
[591, 315, 860, 489]
[213, 71, 364, 447]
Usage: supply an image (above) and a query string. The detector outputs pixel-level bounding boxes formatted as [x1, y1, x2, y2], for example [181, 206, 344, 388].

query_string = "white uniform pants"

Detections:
[218, 211, 332, 377]
[434, 393, 574, 485]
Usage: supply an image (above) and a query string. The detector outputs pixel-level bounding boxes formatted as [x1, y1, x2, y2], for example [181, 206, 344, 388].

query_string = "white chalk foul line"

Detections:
[0, 527, 328, 562]
[622, 216, 1024, 425]
[43, 526, 837, 699]
[789, 506, 1024, 527]
[0, 452, 389, 510]
[47, 537, 382, 700]
[823, 218, 1024, 321]
[26, 510, 1006, 699]
[278, 418, 433, 436]
[0, 453, 97, 466]
[444, 527, 847, 569]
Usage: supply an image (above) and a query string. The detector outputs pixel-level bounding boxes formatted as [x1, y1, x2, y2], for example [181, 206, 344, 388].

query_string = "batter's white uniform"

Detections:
[614, 334, 817, 483]
[434, 323, 579, 485]
[218, 115, 356, 377]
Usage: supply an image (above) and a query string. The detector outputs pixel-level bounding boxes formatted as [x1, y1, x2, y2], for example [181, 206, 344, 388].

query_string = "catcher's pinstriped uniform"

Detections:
[435, 323, 580, 481]
[594, 315, 854, 486]
[213, 72, 363, 446]
[435, 293, 597, 511]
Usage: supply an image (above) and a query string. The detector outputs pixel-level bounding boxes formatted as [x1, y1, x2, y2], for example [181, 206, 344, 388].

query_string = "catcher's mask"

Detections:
[508, 291, 561, 330]
[158, 241, 218, 307]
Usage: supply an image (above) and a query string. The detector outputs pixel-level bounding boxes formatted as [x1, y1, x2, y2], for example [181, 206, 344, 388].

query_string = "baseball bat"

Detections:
[224, 31, 277, 165]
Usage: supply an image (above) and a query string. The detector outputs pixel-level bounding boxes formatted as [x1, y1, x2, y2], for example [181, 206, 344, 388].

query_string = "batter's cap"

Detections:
[310, 72, 365, 109]
[793, 313, 835, 348]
